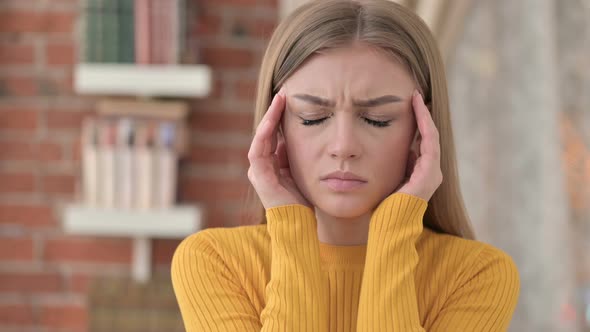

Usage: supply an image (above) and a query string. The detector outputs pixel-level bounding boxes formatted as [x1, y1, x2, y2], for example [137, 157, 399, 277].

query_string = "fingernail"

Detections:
[413, 90, 419, 97]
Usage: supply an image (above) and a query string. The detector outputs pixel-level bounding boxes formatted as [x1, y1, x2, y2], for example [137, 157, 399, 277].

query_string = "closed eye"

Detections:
[363, 118, 391, 127]
[300, 116, 392, 127]
[301, 118, 328, 126]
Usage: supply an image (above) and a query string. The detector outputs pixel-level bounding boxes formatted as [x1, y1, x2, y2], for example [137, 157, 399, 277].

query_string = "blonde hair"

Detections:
[243, 0, 476, 240]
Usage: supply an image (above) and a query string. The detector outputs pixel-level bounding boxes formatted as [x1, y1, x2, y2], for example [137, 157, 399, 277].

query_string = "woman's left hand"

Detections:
[394, 90, 443, 202]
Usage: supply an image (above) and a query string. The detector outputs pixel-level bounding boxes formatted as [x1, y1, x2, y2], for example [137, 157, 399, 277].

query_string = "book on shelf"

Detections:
[81, 100, 187, 210]
[134, 0, 151, 64]
[119, 0, 135, 63]
[83, 0, 186, 64]
[102, 0, 119, 63]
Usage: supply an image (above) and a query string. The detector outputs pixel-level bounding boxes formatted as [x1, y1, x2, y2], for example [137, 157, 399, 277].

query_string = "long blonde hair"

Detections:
[243, 0, 476, 240]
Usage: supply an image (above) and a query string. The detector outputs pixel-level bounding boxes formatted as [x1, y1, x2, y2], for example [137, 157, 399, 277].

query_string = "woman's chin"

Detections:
[313, 197, 373, 219]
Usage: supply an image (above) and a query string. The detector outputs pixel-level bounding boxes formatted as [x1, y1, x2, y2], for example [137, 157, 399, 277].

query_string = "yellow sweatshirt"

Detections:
[171, 192, 520, 331]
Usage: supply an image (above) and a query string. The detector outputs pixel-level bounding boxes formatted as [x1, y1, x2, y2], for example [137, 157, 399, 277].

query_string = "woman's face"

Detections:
[280, 44, 418, 219]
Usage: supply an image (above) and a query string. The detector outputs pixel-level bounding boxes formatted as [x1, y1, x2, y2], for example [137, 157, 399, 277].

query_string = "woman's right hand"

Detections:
[247, 89, 312, 210]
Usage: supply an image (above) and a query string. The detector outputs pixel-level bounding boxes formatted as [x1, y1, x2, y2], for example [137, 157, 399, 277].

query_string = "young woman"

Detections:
[172, 0, 520, 331]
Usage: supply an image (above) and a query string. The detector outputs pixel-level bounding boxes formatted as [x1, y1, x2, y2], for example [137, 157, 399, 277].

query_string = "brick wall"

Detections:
[0, 0, 278, 331]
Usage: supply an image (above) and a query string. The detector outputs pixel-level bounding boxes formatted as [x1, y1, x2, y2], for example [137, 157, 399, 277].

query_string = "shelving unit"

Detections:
[63, 204, 204, 283]
[68, 64, 212, 283]
[69, 0, 213, 285]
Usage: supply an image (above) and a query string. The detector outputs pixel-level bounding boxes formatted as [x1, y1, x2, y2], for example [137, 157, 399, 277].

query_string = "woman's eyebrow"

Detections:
[292, 94, 403, 107]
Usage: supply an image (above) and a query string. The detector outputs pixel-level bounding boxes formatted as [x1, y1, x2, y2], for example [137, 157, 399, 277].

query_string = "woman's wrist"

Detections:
[370, 192, 428, 232]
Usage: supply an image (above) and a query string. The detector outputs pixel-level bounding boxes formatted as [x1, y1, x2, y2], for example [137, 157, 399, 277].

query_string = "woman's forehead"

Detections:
[284, 46, 415, 94]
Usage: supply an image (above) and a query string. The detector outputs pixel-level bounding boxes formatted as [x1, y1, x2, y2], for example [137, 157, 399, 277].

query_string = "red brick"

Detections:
[44, 237, 132, 264]
[248, 20, 277, 39]
[38, 73, 74, 96]
[46, 42, 75, 66]
[0, 272, 62, 293]
[40, 304, 87, 330]
[42, 174, 76, 194]
[0, 141, 63, 162]
[71, 136, 82, 161]
[1, 76, 37, 96]
[204, 0, 277, 7]
[200, 205, 244, 228]
[204, 207, 227, 228]
[0, 172, 35, 193]
[180, 178, 250, 203]
[0, 204, 56, 228]
[231, 18, 277, 40]
[47, 109, 91, 130]
[205, 76, 224, 99]
[186, 145, 249, 165]
[193, 13, 222, 36]
[0, 108, 39, 131]
[0, 11, 76, 34]
[235, 78, 257, 101]
[201, 47, 256, 68]
[39, 142, 63, 161]
[214, 0, 258, 5]
[44, 0, 79, 3]
[70, 274, 93, 294]
[0, 236, 34, 261]
[0, 43, 34, 65]
[189, 110, 254, 133]
[153, 239, 182, 265]
[0, 304, 33, 326]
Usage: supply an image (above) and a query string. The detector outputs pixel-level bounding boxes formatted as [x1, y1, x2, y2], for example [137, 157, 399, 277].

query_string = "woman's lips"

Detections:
[321, 178, 367, 191]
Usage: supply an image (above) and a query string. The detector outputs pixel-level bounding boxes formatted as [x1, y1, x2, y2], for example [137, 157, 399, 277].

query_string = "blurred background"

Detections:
[0, 0, 588, 331]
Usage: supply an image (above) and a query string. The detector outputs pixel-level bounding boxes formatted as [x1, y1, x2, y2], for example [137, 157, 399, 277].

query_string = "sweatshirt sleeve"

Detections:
[356, 192, 520, 332]
[426, 245, 520, 331]
[261, 204, 329, 331]
[170, 204, 328, 332]
[356, 192, 428, 332]
[171, 230, 263, 331]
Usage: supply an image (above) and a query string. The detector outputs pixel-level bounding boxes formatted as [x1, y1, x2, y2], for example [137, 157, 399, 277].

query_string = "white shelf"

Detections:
[74, 63, 212, 98]
[63, 204, 203, 238]
[62, 204, 204, 283]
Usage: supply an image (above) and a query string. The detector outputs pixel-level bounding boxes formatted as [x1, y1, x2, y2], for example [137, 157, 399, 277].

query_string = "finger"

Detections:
[268, 90, 287, 154]
[248, 90, 286, 160]
[264, 93, 286, 156]
[412, 90, 440, 162]
[268, 98, 285, 155]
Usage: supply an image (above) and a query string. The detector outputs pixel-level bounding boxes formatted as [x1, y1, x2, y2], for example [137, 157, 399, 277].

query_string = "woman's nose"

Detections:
[327, 115, 362, 160]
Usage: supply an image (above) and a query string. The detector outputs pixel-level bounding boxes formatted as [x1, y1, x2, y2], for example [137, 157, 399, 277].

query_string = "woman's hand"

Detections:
[247, 89, 312, 210]
[394, 90, 443, 202]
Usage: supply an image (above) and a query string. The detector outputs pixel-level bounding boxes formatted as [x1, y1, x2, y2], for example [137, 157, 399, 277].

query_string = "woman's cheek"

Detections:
[285, 138, 315, 195]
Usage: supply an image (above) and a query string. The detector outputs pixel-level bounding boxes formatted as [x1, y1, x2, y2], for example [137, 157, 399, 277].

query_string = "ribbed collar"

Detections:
[318, 242, 367, 266]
